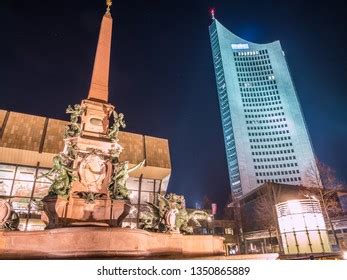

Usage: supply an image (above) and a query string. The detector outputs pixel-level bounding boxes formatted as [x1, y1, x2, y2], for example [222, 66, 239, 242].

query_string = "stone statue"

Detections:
[164, 208, 179, 232]
[109, 160, 145, 200]
[108, 111, 126, 142]
[0, 200, 19, 231]
[66, 141, 79, 161]
[139, 193, 209, 234]
[109, 147, 121, 162]
[76, 192, 107, 204]
[176, 208, 209, 234]
[64, 104, 85, 137]
[38, 153, 75, 198]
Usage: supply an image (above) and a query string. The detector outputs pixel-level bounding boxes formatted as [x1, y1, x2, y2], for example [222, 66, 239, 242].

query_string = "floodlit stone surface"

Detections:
[87, 14, 112, 102]
[41, 196, 131, 228]
[0, 3, 177, 259]
[190, 253, 279, 260]
[0, 227, 225, 259]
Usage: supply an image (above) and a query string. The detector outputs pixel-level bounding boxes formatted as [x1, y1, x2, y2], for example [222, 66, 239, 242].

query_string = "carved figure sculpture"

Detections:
[64, 104, 85, 137]
[139, 193, 209, 234]
[164, 208, 179, 232]
[176, 208, 209, 234]
[109, 160, 145, 199]
[38, 153, 74, 198]
[108, 110, 126, 142]
[0, 200, 19, 231]
[66, 141, 79, 161]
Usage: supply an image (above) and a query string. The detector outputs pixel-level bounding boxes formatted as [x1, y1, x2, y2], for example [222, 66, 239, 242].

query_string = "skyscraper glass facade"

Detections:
[209, 19, 317, 197]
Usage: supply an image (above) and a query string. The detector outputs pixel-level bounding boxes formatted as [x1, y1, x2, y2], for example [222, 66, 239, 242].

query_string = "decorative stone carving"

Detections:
[109, 160, 145, 200]
[38, 153, 75, 198]
[78, 153, 108, 191]
[38, 3, 143, 229]
[107, 110, 126, 142]
[140, 193, 209, 234]
[0, 200, 19, 231]
[0, 200, 11, 225]
[80, 100, 113, 137]
[40, 99, 143, 228]
[40, 195, 131, 228]
[64, 104, 85, 138]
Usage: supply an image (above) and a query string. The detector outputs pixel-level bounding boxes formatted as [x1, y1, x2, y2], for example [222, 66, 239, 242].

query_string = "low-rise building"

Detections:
[236, 183, 347, 253]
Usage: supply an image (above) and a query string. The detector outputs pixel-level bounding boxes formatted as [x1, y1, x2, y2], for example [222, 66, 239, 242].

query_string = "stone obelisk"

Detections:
[87, 2, 112, 103]
[42, 1, 131, 228]
[81, 1, 114, 139]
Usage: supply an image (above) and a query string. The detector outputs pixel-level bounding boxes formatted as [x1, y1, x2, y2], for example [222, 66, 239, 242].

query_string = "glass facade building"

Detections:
[209, 19, 317, 197]
[0, 163, 167, 230]
[0, 164, 49, 231]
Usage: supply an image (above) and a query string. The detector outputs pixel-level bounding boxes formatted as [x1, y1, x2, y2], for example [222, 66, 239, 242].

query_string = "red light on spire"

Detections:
[210, 8, 215, 20]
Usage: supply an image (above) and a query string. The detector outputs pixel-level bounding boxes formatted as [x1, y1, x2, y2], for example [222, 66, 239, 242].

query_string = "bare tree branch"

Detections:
[304, 156, 344, 218]
[304, 156, 345, 249]
[254, 185, 277, 232]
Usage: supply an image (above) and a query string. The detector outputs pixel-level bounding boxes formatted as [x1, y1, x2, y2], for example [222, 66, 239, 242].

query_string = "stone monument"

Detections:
[0, 1, 225, 258]
[140, 193, 210, 234]
[36, 0, 146, 229]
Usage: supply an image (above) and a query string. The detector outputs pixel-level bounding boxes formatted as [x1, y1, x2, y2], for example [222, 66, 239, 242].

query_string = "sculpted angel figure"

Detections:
[66, 141, 79, 161]
[38, 153, 75, 198]
[66, 104, 84, 122]
[109, 160, 145, 199]
[108, 111, 126, 142]
[64, 104, 85, 137]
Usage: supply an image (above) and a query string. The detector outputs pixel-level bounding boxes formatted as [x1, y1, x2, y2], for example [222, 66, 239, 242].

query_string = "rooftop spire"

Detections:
[210, 8, 215, 20]
[87, 1, 113, 102]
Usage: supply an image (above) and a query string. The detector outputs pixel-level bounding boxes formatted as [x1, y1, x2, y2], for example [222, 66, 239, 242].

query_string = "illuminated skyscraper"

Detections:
[209, 18, 317, 197]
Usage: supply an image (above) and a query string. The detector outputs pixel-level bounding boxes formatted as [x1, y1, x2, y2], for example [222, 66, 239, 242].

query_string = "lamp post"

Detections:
[207, 215, 213, 234]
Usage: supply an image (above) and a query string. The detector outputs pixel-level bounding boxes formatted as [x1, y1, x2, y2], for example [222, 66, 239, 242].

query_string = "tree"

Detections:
[254, 188, 276, 232]
[253, 183, 283, 253]
[304, 157, 344, 249]
[306, 157, 343, 191]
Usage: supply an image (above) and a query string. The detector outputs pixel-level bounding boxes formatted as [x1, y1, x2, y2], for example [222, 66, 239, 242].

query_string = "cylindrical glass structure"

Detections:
[276, 199, 331, 254]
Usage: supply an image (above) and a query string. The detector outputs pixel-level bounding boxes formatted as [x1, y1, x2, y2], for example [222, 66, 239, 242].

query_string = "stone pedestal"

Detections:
[41, 195, 130, 228]
[40, 97, 128, 229]
[0, 227, 225, 259]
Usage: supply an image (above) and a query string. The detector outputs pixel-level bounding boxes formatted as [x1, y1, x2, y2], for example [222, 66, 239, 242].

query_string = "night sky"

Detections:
[0, 0, 346, 212]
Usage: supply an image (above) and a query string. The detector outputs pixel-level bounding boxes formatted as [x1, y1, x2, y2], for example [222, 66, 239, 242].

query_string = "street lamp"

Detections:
[207, 215, 213, 234]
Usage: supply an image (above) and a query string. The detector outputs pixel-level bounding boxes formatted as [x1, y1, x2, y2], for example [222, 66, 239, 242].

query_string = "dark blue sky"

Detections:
[0, 0, 346, 210]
